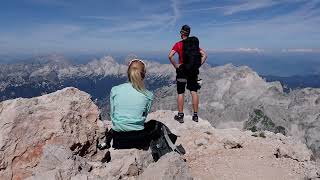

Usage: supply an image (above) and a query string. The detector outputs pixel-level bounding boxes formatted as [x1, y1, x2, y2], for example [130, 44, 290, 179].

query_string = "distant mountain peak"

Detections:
[33, 54, 69, 64]
[124, 53, 139, 65]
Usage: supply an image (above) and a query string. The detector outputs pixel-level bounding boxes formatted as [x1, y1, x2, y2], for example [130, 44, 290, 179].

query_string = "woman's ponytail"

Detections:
[127, 59, 146, 94]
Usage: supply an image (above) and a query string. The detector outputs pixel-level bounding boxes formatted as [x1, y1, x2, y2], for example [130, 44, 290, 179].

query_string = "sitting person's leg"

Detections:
[100, 121, 169, 150]
[111, 120, 163, 150]
[112, 130, 148, 150]
[105, 129, 114, 145]
[97, 129, 114, 150]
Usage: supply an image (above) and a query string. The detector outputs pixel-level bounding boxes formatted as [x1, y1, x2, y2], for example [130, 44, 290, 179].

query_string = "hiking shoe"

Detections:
[192, 115, 199, 122]
[97, 142, 111, 150]
[174, 114, 184, 123]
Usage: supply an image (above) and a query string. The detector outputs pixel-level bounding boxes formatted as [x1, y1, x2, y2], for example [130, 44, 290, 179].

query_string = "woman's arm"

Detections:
[110, 88, 115, 120]
[146, 93, 154, 115]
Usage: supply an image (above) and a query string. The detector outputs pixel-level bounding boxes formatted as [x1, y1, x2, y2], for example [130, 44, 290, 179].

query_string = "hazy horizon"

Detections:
[1, 50, 320, 77]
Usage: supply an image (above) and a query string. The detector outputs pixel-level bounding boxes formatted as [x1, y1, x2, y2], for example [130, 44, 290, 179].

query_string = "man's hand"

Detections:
[175, 64, 181, 69]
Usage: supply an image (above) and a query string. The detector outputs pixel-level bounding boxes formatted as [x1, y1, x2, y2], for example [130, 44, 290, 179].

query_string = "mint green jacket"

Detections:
[110, 83, 153, 132]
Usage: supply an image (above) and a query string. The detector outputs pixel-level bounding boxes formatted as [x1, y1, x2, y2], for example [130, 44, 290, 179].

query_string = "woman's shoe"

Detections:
[97, 142, 111, 150]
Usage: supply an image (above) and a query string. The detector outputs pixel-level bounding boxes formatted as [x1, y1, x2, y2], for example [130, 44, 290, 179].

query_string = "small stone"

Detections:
[194, 138, 209, 147]
[223, 140, 243, 149]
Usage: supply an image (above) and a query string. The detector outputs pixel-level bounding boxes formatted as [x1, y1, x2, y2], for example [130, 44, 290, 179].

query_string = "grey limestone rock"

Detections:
[138, 152, 192, 180]
[153, 64, 320, 160]
[1, 88, 319, 180]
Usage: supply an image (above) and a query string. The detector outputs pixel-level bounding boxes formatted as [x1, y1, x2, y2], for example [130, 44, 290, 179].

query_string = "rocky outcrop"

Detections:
[0, 87, 99, 180]
[0, 87, 319, 180]
[138, 153, 192, 180]
[153, 64, 320, 160]
[0, 88, 191, 180]
[147, 110, 319, 180]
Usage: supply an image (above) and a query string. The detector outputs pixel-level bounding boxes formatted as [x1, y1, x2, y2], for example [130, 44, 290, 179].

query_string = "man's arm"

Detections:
[168, 50, 179, 69]
[200, 49, 208, 65]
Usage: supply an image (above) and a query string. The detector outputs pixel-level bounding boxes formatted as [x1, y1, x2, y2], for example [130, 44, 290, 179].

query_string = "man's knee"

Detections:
[190, 91, 199, 100]
[190, 91, 198, 95]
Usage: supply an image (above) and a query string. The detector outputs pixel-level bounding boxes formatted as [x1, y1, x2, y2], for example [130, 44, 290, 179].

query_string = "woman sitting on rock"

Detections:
[98, 59, 154, 149]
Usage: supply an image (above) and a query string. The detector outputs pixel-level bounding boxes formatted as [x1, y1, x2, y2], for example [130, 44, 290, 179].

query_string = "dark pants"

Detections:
[105, 120, 162, 150]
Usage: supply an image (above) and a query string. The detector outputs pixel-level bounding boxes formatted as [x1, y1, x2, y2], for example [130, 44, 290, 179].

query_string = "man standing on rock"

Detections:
[168, 25, 207, 123]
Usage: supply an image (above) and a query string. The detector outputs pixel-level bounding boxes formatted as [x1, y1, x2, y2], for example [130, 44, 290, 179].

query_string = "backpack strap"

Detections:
[162, 126, 185, 155]
[176, 78, 187, 83]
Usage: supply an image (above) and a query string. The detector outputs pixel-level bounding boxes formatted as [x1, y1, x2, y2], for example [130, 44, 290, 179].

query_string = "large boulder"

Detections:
[0, 87, 99, 180]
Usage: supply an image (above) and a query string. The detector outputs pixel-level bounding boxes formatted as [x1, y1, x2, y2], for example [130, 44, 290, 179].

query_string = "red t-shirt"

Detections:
[171, 41, 202, 64]
[172, 41, 184, 64]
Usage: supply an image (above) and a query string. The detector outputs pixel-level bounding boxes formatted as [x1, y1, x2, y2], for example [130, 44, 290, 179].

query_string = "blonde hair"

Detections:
[127, 59, 146, 94]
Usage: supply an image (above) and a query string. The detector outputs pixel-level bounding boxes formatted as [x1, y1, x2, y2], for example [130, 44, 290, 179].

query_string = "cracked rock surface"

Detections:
[0, 88, 319, 180]
[148, 110, 320, 180]
[153, 64, 320, 160]
[0, 87, 99, 180]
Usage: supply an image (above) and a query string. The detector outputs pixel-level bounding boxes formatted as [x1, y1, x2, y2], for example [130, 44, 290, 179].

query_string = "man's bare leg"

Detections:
[191, 91, 199, 122]
[174, 94, 185, 123]
[191, 91, 199, 112]
[178, 94, 184, 113]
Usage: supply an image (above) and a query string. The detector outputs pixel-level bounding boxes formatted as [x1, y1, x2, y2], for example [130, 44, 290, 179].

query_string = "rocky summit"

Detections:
[0, 88, 319, 180]
[3, 56, 320, 161]
[153, 64, 320, 160]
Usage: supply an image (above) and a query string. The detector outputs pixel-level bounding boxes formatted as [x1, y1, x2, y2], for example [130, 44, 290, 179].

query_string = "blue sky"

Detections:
[0, 0, 320, 54]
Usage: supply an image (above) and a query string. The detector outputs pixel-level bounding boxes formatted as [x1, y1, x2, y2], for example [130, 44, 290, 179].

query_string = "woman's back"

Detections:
[110, 82, 153, 132]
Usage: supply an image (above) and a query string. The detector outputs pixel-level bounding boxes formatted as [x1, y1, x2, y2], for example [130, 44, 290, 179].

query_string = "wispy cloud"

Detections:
[98, 18, 171, 33]
[208, 48, 265, 53]
[183, 6, 225, 13]
[190, 0, 320, 50]
[169, 0, 181, 25]
[28, 0, 68, 6]
[282, 48, 320, 53]
[183, 0, 306, 15]
[202, 1, 319, 33]
[80, 2, 181, 34]
[223, 0, 279, 15]
[80, 16, 122, 21]
[83, 14, 174, 34]
[2, 0, 320, 53]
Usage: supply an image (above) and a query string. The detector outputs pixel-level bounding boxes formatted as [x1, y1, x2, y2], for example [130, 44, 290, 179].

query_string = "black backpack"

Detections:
[149, 121, 186, 162]
[182, 36, 202, 74]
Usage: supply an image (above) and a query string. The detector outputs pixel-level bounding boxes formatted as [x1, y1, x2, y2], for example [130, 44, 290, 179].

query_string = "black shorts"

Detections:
[176, 66, 201, 94]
